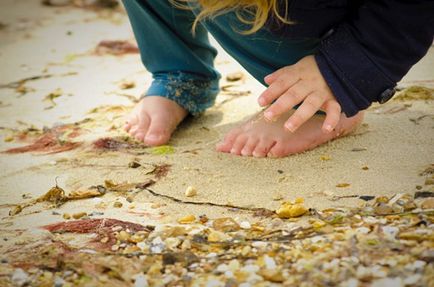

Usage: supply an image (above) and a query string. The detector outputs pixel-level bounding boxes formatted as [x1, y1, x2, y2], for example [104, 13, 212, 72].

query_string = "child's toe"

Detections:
[241, 137, 259, 156]
[230, 135, 248, 155]
[253, 139, 276, 158]
[216, 128, 242, 152]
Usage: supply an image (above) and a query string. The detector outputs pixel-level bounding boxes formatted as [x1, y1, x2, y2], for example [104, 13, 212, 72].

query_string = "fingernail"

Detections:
[264, 111, 274, 121]
[258, 97, 266, 106]
[324, 124, 333, 133]
[285, 123, 295, 132]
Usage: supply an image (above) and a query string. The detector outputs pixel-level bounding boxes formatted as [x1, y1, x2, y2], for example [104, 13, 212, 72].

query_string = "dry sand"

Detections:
[0, 0, 433, 262]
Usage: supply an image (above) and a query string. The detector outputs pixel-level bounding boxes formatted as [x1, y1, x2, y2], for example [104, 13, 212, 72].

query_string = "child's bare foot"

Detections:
[124, 96, 188, 146]
[216, 110, 364, 158]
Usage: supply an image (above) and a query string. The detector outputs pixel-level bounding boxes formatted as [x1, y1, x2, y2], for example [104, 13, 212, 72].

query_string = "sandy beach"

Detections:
[0, 1, 433, 286]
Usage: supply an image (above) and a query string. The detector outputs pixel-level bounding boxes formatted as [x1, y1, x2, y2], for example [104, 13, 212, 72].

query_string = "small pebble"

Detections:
[100, 237, 109, 243]
[240, 221, 251, 229]
[359, 195, 375, 201]
[199, 214, 209, 224]
[226, 71, 244, 81]
[113, 201, 123, 208]
[185, 186, 197, 197]
[11, 268, 29, 286]
[137, 242, 149, 251]
[374, 204, 394, 215]
[216, 263, 229, 273]
[264, 255, 277, 269]
[241, 246, 251, 256]
[63, 213, 71, 220]
[178, 215, 196, 224]
[415, 191, 434, 198]
[208, 230, 230, 242]
[54, 277, 65, 287]
[276, 202, 307, 218]
[133, 274, 148, 287]
[403, 274, 421, 285]
[72, 212, 87, 219]
[117, 231, 130, 242]
[213, 217, 240, 232]
[372, 278, 403, 287]
[421, 198, 434, 209]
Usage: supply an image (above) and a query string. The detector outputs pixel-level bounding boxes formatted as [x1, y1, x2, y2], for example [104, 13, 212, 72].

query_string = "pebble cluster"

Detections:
[1, 192, 433, 286]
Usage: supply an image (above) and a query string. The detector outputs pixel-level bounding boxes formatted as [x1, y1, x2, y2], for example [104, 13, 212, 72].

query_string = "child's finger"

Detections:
[258, 75, 299, 106]
[264, 66, 293, 85]
[321, 100, 341, 133]
[263, 82, 311, 121]
[284, 93, 323, 132]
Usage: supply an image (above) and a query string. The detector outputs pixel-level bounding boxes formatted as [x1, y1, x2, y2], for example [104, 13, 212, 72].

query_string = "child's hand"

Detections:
[258, 55, 341, 133]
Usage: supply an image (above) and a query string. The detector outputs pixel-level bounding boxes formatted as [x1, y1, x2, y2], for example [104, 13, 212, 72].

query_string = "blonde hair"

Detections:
[172, 0, 291, 34]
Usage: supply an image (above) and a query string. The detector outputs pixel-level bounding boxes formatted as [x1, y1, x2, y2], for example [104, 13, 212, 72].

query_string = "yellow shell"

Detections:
[276, 202, 308, 218]
[177, 214, 196, 224]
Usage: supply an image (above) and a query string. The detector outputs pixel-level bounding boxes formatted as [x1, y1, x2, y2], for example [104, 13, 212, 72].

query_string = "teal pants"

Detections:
[123, 0, 320, 115]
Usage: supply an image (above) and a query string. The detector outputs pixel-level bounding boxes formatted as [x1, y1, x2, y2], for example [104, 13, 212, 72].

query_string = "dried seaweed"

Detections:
[3, 124, 83, 154]
[93, 137, 144, 151]
[146, 163, 171, 179]
[8, 184, 106, 216]
[0, 72, 77, 91]
[43, 218, 150, 234]
[94, 40, 139, 56]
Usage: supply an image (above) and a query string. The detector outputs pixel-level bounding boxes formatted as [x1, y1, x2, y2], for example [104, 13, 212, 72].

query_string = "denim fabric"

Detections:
[123, 0, 318, 115]
[124, 0, 434, 116]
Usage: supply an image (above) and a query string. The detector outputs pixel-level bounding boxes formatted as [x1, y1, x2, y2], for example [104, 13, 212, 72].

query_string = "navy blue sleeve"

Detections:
[315, 0, 434, 117]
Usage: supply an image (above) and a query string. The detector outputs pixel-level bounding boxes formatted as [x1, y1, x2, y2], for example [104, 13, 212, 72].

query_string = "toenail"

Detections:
[146, 134, 160, 141]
